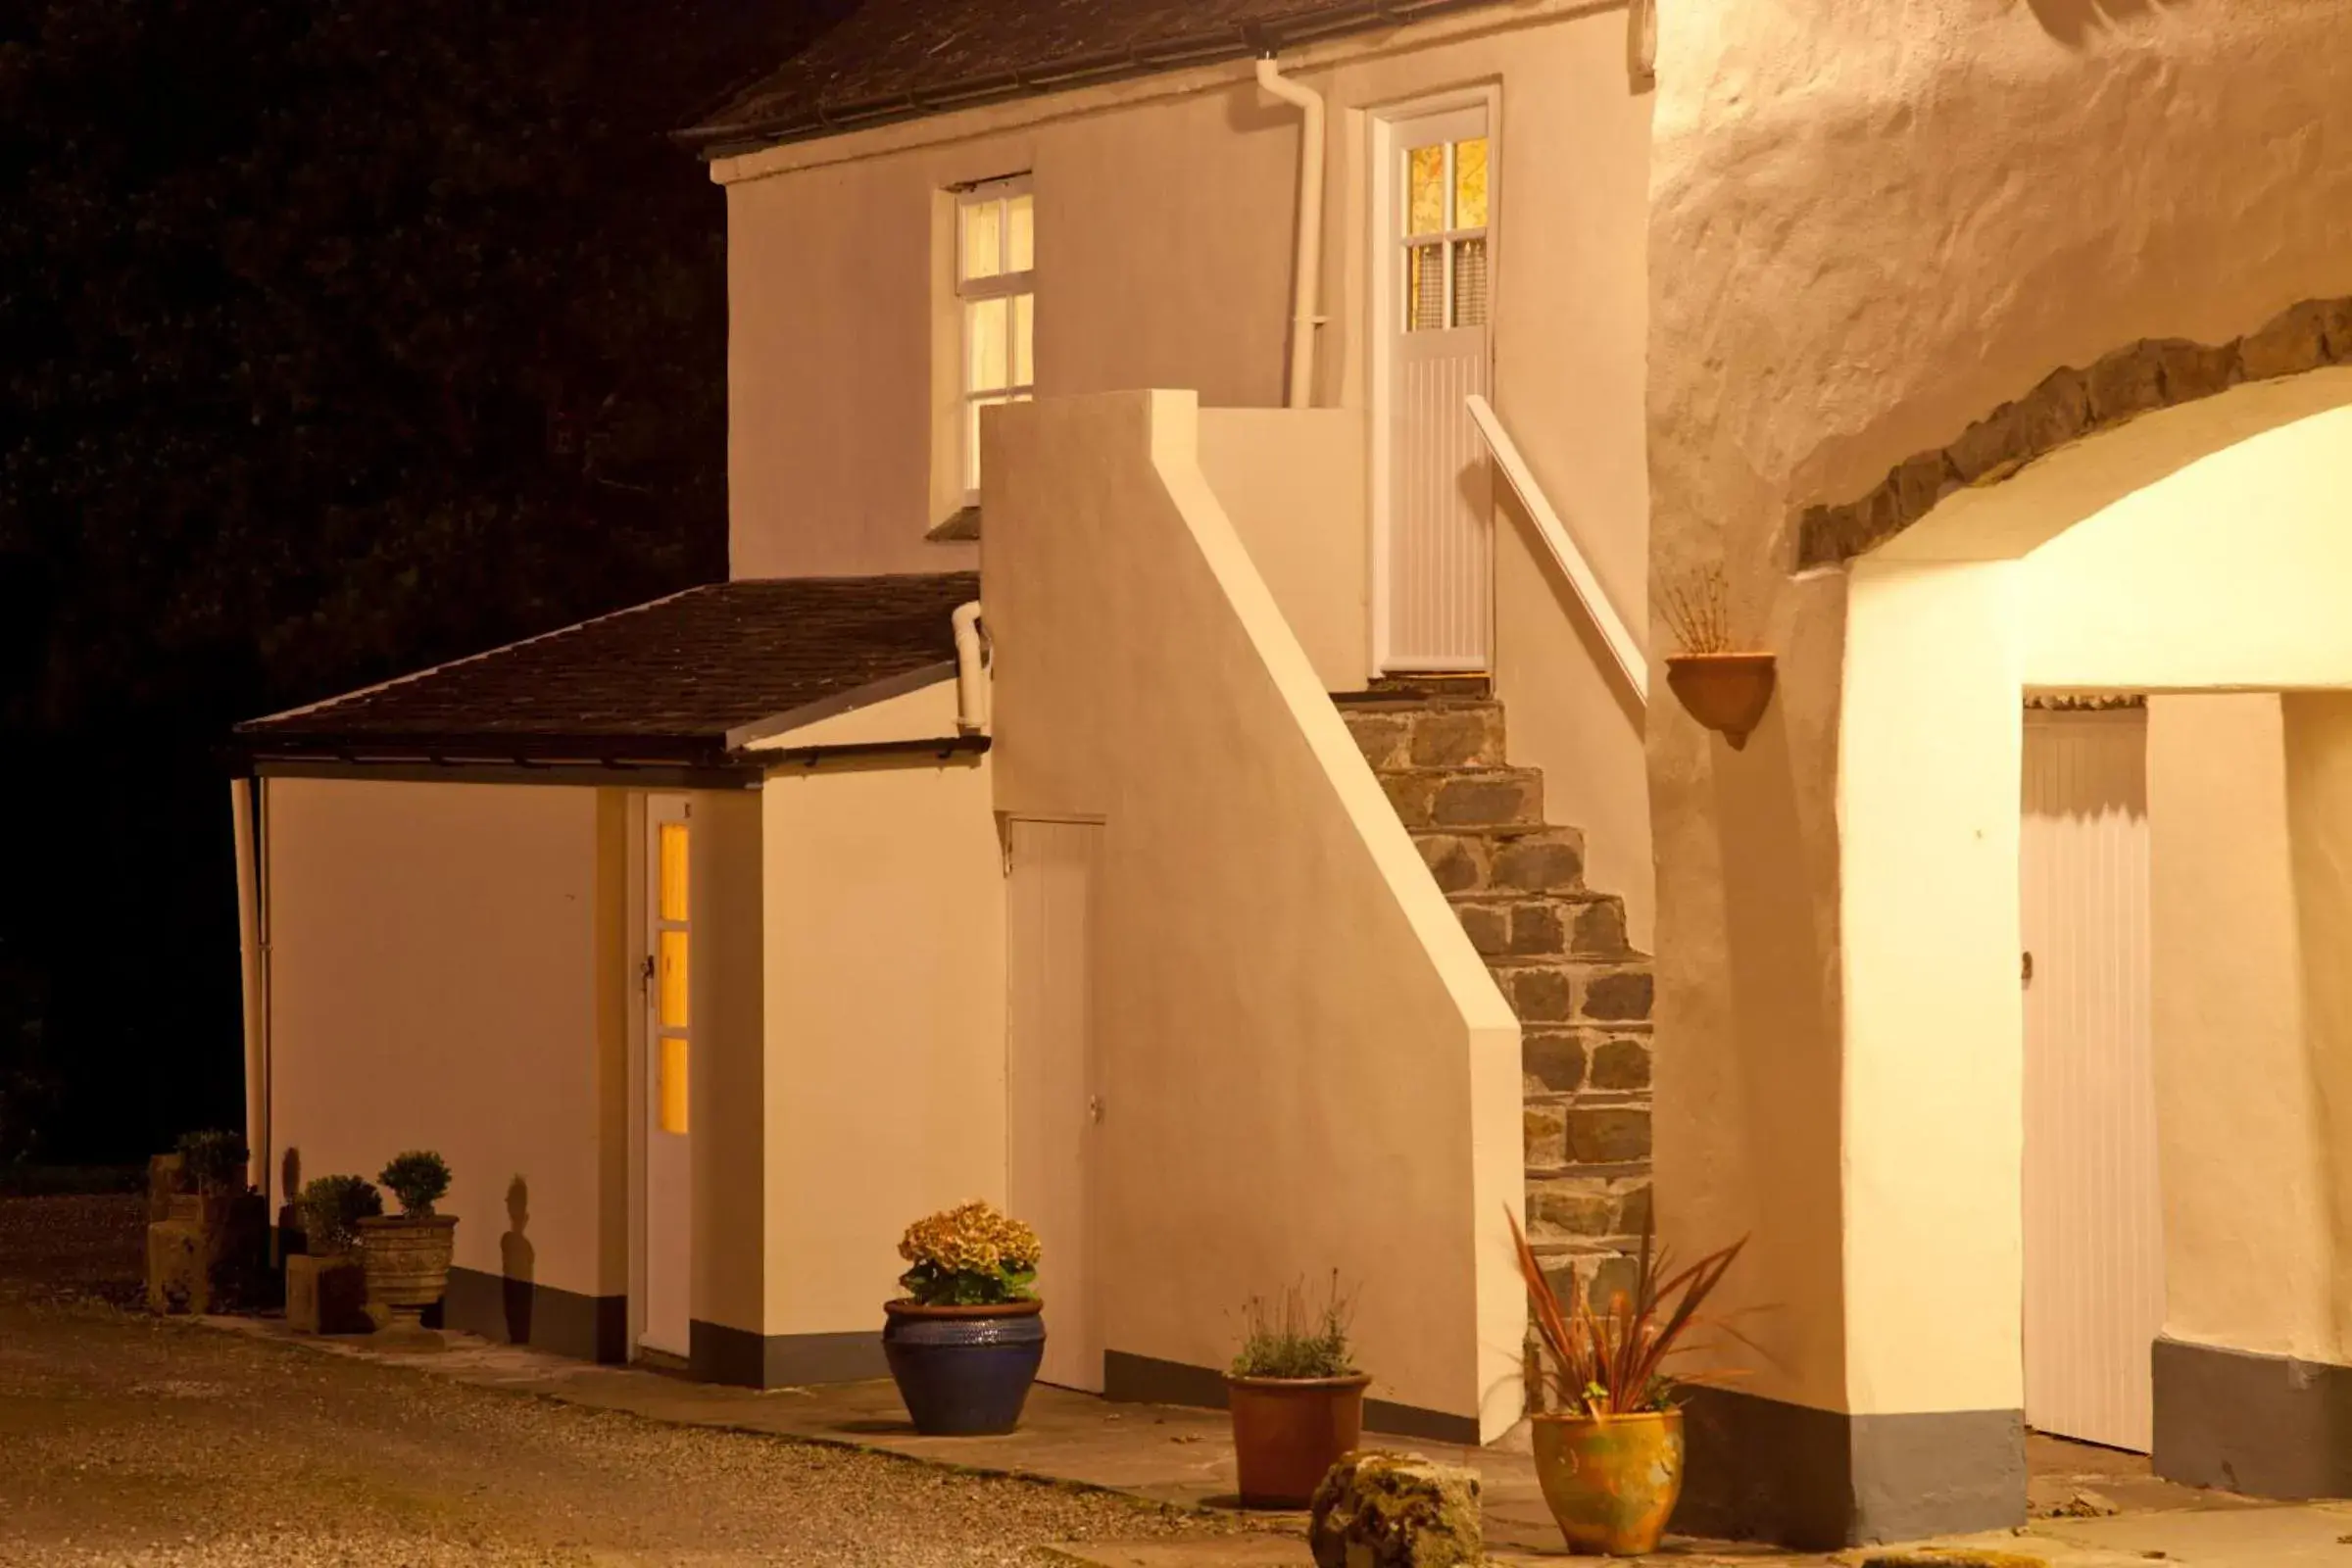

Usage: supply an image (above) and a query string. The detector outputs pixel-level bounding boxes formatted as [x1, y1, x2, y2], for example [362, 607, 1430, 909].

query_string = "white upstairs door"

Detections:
[1005, 817, 1102, 1393]
[1374, 102, 1495, 674]
[641, 797, 694, 1359]
[2021, 708, 2164, 1452]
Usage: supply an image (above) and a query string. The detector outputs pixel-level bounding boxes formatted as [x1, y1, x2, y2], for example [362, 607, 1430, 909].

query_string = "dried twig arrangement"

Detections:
[1660, 564, 1734, 656]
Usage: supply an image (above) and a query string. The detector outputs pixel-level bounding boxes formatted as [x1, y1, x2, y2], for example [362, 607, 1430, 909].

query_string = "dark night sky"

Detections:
[0, 2, 840, 1162]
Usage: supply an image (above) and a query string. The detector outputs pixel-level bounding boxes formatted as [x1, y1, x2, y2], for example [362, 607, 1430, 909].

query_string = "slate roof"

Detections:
[681, 0, 1506, 156]
[236, 573, 979, 765]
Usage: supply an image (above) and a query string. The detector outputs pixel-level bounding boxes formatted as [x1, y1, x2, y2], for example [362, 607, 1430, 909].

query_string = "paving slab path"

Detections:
[6, 1195, 2335, 1568]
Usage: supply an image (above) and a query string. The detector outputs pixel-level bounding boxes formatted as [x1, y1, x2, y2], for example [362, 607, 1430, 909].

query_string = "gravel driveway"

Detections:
[0, 1196, 1249, 1567]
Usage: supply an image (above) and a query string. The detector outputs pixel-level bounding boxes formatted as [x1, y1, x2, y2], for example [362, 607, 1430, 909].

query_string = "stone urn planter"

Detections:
[1665, 652, 1777, 751]
[357, 1214, 458, 1332]
[1531, 1408, 1685, 1556]
[882, 1298, 1047, 1435]
[1227, 1372, 1373, 1508]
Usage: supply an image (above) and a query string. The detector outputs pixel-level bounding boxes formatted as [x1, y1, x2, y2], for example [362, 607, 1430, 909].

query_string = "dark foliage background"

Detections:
[0, 1, 817, 1160]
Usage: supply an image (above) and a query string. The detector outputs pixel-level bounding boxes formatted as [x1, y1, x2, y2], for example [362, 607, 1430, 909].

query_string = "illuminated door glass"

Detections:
[1406, 144, 1447, 236]
[660, 929, 690, 1029]
[659, 822, 689, 923]
[1454, 137, 1489, 228]
[660, 1037, 690, 1134]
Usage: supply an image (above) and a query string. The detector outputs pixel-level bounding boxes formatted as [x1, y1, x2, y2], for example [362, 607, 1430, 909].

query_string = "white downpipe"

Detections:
[1256, 55, 1326, 410]
[230, 777, 270, 1199]
[953, 602, 991, 736]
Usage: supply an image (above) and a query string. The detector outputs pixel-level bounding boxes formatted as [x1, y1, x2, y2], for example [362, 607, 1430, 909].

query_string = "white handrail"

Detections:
[1466, 393, 1648, 705]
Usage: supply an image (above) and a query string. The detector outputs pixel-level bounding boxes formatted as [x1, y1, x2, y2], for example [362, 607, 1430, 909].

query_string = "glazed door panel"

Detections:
[1376, 103, 1494, 673]
[641, 797, 694, 1358]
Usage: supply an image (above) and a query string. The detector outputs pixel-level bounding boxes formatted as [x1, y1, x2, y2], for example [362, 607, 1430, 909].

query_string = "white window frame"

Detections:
[956, 174, 1035, 504]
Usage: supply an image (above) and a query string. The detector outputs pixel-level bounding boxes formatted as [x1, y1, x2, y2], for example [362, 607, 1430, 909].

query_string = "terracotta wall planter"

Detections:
[1665, 652, 1777, 750]
[1531, 1408, 1685, 1556]
[1225, 1373, 1371, 1508]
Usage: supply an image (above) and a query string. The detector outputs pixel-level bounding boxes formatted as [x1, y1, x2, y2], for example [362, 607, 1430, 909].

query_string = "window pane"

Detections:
[966, 296, 1009, 393]
[960, 198, 1003, 282]
[1405, 145, 1447, 237]
[658, 821, 689, 923]
[1406, 242, 1446, 331]
[1006, 192, 1034, 272]
[660, 1037, 689, 1135]
[660, 929, 689, 1029]
[1010, 292, 1033, 386]
[1452, 236, 1490, 327]
[1454, 137, 1489, 230]
[967, 395, 1008, 492]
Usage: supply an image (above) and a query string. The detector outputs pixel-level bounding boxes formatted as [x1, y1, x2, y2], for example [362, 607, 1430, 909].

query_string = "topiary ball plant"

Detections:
[300, 1175, 383, 1255]
[378, 1151, 451, 1218]
[176, 1129, 249, 1196]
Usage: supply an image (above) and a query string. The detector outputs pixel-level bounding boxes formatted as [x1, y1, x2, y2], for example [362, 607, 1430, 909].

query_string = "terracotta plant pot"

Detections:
[1665, 652, 1777, 751]
[1531, 1407, 1686, 1556]
[1225, 1373, 1372, 1508]
[356, 1214, 458, 1331]
[882, 1298, 1046, 1436]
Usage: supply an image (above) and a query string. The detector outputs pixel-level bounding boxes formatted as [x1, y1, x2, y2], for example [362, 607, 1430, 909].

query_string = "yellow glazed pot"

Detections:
[1531, 1408, 1685, 1557]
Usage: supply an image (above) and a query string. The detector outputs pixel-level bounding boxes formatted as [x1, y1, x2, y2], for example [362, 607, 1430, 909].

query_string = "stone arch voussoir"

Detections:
[1796, 296, 2352, 567]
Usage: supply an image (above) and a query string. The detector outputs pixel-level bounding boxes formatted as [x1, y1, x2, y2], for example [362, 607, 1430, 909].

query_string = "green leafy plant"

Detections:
[378, 1151, 452, 1217]
[1510, 1209, 1746, 1417]
[300, 1175, 383, 1254]
[896, 1200, 1041, 1305]
[1231, 1273, 1358, 1380]
[176, 1129, 249, 1195]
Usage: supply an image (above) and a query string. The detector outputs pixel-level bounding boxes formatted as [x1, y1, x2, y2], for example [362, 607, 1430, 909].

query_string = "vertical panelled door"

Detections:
[1380, 106, 1494, 673]
[2021, 709, 2164, 1453]
[1004, 818, 1103, 1394]
[642, 798, 694, 1359]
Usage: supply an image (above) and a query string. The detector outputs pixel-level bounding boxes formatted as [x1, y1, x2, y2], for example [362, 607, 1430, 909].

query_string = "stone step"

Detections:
[1413, 825, 1585, 896]
[1488, 956, 1654, 1027]
[1450, 892, 1633, 960]
[1341, 700, 1507, 771]
[1379, 766, 1544, 831]
[1523, 1025, 1653, 1098]
[1526, 1173, 1652, 1247]
[1527, 1241, 1645, 1316]
[1525, 1099, 1652, 1168]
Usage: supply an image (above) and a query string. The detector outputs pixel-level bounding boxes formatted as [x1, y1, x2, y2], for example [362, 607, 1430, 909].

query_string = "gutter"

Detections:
[676, 0, 1516, 158]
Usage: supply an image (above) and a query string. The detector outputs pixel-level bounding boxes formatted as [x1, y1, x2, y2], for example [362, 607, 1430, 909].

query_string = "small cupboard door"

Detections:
[1005, 817, 1102, 1393]
[2021, 708, 2163, 1452]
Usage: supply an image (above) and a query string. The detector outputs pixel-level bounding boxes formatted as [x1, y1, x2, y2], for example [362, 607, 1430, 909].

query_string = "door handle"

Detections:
[2022, 951, 2034, 985]
[1088, 1096, 1104, 1125]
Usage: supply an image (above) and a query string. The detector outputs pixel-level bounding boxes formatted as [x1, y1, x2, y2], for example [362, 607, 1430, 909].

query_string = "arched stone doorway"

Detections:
[1663, 356, 2352, 1544]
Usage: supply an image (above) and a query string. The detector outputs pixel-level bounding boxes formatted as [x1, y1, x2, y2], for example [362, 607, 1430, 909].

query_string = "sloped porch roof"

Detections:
[234, 572, 980, 770]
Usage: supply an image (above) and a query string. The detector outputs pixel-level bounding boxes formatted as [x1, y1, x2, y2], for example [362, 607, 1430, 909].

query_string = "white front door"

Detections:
[1005, 817, 1102, 1393]
[2022, 707, 2164, 1452]
[641, 797, 694, 1358]
[1374, 102, 1494, 674]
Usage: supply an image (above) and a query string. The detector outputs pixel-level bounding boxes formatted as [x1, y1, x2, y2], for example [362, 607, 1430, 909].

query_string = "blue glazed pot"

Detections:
[883, 1298, 1046, 1436]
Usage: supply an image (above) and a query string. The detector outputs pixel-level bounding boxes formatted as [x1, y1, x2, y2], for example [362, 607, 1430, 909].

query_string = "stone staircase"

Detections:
[1339, 684, 1653, 1318]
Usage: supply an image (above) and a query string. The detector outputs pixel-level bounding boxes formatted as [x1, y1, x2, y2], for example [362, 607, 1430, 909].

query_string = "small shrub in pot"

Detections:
[298, 1175, 383, 1256]
[1225, 1274, 1371, 1508]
